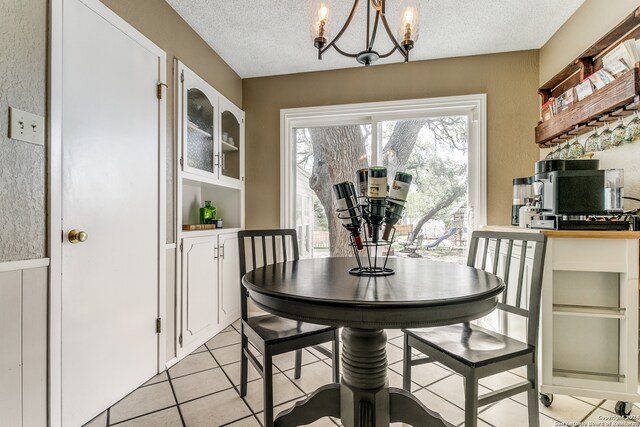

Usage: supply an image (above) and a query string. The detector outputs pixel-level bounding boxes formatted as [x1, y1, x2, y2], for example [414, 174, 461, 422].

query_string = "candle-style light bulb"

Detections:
[311, 1, 332, 50]
[397, 1, 420, 52]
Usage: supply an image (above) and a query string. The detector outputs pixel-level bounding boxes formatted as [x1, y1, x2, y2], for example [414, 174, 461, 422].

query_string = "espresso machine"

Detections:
[529, 159, 629, 230]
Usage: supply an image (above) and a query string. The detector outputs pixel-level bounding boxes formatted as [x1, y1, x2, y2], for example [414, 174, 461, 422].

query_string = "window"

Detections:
[281, 95, 486, 262]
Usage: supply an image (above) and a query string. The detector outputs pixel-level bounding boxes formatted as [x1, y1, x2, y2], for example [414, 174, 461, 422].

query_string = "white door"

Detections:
[219, 233, 241, 325]
[60, 1, 164, 425]
[181, 236, 219, 356]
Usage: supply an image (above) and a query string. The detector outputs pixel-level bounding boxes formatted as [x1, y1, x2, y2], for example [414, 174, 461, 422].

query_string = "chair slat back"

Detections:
[466, 231, 547, 346]
[238, 229, 300, 321]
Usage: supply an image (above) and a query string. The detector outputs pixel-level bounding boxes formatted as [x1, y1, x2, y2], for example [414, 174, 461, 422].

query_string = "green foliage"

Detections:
[403, 117, 468, 224]
[314, 196, 328, 230]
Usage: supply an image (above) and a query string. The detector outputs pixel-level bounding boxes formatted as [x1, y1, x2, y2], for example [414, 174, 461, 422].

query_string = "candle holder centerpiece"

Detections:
[333, 167, 412, 277]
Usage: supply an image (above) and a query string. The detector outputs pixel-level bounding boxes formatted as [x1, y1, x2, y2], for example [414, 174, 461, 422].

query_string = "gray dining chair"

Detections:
[402, 230, 547, 427]
[237, 229, 340, 427]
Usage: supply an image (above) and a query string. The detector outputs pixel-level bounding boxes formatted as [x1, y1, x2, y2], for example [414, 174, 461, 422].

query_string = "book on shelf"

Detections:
[555, 88, 574, 113]
[602, 40, 638, 76]
[588, 69, 615, 90]
[541, 98, 555, 121]
[575, 78, 594, 102]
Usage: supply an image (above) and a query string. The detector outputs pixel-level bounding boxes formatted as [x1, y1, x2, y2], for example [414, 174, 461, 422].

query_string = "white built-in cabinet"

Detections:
[174, 60, 244, 359]
[180, 232, 241, 355]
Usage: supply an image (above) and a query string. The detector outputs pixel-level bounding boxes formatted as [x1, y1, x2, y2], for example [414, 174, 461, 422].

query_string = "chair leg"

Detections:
[294, 349, 302, 379]
[240, 331, 249, 397]
[527, 362, 541, 427]
[263, 348, 274, 427]
[402, 333, 412, 391]
[464, 373, 479, 427]
[332, 330, 340, 383]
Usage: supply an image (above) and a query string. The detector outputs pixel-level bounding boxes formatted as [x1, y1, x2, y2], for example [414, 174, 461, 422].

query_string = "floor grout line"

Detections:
[108, 404, 179, 426]
[207, 348, 260, 425]
[165, 369, 187, 427]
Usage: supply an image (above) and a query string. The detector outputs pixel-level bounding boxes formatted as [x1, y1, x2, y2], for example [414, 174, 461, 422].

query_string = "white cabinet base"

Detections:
[540, 235, 640, 403]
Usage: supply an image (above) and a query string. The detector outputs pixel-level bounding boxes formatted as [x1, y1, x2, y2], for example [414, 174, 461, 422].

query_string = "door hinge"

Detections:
[178, 334, 183, 345]
[179, 242, 183, 252]
[180, 70, 184, 83]
[179, 157, 184, 167]
[156, 318, 162, 333]
[156, 82, 168, 99]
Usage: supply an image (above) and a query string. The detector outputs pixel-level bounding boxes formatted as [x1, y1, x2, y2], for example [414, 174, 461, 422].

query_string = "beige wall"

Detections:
[102, 0, 243, 243]
[243, 50, 540, 228]
[539, 0, 640, 85]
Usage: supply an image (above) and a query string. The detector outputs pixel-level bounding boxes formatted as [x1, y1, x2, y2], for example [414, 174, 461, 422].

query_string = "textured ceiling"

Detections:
[166, 0, 585, 78]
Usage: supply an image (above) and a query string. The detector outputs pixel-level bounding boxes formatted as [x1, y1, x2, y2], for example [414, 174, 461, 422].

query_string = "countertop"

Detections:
[481, 225, 640, 239]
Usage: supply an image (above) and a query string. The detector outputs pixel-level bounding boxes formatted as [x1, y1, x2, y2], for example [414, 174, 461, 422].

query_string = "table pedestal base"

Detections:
[274, 328, 451, 427]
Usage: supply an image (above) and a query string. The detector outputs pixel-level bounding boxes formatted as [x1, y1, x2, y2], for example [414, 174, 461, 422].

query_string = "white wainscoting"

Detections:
[0, 261, 48, 427]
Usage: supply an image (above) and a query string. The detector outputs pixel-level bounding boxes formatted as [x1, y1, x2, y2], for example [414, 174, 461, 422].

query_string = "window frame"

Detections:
[280, 94, 487, 231]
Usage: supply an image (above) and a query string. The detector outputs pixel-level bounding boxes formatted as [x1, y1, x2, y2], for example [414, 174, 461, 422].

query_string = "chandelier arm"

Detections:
[378, 46, 398, 58]
[332, 44, 359, 58]
[366, 0, 371, 49]
[320, 0, 360, 55]
[379, 13, 408, 60]
[367, 10, 381, 51]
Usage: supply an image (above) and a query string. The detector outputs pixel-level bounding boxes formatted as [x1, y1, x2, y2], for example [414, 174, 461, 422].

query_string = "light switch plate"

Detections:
[8, 107, 45, 146]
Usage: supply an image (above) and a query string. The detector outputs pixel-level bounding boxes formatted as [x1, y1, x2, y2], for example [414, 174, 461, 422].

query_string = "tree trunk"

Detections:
[382, 120, 426, 179]
[408, 188, 465, 243]
[308, 126, 367, 257]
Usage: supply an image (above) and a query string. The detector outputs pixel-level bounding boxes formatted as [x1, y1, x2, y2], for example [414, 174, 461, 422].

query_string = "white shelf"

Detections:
[180, 227, 241, 238]
[182, 171, 243, 190]
[187, 121, 212, 138]
[221, 140, 238, 152]
[553, 304, 626, 319]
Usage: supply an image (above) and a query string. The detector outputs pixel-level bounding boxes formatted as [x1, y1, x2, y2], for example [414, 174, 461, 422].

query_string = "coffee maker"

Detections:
[530, 159, 629, 230]
[511, 177, 533, 226]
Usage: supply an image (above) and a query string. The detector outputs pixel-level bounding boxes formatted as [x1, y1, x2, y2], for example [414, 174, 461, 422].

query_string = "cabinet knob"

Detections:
[68, 229, 88, 244]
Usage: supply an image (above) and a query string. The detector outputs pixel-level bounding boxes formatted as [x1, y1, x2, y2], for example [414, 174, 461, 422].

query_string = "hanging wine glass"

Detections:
[598, 123, 613, 150]
[585, 128, 600, 152]
[625, 111, 640, 144]
[558, 141, 570, 159]
[609, 117, 626, 148]
[545, 144, 555, 159]
[568, 136, 585, 158]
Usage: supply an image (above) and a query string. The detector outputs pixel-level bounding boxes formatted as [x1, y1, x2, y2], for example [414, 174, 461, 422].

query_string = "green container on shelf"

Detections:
[199, 201, 217, 224]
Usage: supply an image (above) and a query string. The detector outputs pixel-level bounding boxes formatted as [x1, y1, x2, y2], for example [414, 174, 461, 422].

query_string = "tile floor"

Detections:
[84, 321, 640, 427]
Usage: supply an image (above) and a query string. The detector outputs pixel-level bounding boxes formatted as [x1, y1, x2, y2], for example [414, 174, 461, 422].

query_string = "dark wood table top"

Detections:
[242, 257, 505, 329]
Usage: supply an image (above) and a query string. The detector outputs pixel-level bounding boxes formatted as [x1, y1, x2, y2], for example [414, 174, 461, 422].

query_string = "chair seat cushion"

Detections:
[247, 314, 335, 344]
[404, 323, 534, 368]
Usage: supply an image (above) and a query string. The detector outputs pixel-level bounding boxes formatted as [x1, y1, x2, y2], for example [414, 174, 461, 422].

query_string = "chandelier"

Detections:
[311, 0, 420, 66]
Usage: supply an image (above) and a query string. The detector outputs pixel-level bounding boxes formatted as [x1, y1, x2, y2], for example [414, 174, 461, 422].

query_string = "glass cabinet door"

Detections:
[220, 107, 241, 181]
[185, 87, 215, 175]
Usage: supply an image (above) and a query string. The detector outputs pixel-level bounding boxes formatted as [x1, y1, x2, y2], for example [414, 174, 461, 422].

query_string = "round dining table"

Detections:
[242, 257, 505, 427]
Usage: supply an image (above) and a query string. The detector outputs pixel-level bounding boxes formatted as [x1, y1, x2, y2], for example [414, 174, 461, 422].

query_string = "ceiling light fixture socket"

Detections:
[356, 50, 380, 66]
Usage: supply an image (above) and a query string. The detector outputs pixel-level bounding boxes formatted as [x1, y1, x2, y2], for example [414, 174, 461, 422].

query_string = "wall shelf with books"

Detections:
[536, 66, 640, 146]
[536, 7, 640, 147]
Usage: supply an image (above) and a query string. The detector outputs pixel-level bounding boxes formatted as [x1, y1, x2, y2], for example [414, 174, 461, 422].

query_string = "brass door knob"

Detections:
[68, 229, 88, 244]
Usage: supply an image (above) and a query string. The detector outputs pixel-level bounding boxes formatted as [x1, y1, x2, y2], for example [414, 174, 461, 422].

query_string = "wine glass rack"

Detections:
[336, 196, 402, 277]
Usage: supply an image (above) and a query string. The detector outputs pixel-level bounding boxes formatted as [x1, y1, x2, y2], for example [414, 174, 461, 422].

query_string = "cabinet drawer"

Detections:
[551, 238, 631, 272]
